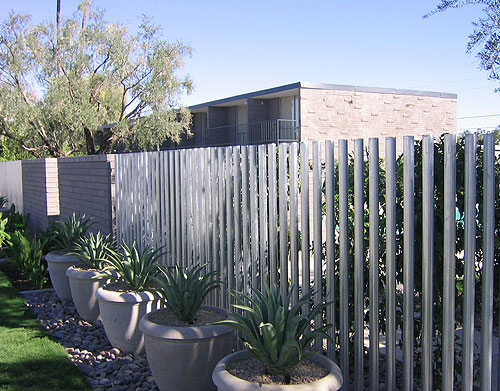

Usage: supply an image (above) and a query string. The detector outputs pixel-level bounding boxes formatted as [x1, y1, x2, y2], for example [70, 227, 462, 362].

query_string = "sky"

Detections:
[2, 0, 500, 130]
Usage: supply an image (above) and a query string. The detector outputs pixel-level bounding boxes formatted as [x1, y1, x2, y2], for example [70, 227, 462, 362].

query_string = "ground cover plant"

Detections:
[0, 271, 90, 391]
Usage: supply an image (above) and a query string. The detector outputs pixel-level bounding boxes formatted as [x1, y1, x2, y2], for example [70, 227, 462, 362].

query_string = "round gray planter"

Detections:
[46, 251, 81, 301]
[212, 350, 343, 391]
[66, 266, 108, 322]
[139, 306, 233, 391]
[96, 284, 162, 355]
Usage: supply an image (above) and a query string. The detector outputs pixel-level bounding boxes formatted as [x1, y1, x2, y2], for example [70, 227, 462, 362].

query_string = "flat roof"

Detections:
[188, 81, 457, 111]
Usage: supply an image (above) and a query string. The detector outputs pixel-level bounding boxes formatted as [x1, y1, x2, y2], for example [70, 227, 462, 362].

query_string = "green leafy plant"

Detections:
[52, 213, 94, 252]
[0, 213, 11, 249]
[0, 196, 7, 208]
[97, 242, 163, 292]
[154, 264, 221, 323]
[5, 205, 29, 234]
[9, 231, 48, 289]
[71, 232, 117, 270]
[217, 286, 332, 383]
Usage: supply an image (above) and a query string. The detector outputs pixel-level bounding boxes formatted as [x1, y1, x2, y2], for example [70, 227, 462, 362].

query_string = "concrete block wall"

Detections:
[300, 86, 457, 155]
[0, 160, 23, 213]
[57, 155, 115, 235]
[22, 158, 60, 231]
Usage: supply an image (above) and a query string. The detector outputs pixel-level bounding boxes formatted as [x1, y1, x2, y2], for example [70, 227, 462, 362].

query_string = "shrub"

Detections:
[217, 286, 332, 384]
[9, 231, 48, 289]
[97, 242, 162, 292]
[0, 213, 10, 249]
[5, 205, 29, 234]
[51, 213, 94, 252]
[154, 264, 221, 323]
[71, 232, 116, 270]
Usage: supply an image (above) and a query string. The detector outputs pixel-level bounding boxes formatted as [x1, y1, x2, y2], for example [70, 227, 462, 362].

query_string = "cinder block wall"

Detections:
[22, 158, 60, 231]
[300, 86, 457, 155]
[57, 155, 115, 235]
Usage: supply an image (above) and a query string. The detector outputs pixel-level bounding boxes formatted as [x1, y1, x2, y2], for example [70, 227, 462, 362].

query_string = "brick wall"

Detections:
[22, 159, 59, 231]
[57, 155, 115, 235]
[299, 86, 457, 154]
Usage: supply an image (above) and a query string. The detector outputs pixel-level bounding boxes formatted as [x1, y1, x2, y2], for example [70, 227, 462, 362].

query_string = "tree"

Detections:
[0, 1, 193, 158]
[426, 1, 500, 91]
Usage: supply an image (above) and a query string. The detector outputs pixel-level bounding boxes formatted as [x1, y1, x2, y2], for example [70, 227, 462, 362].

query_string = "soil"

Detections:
[227, 355, 329, 385]
[0, 259, 53, 291]
[148, 307, 227, 327]
[102, 281, 158, 292]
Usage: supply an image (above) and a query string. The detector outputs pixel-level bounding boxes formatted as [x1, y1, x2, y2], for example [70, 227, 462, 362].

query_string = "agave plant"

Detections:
[97, 242, 163, 292]
[0, 196, 7, 208]
[217, 285, 332, 383]
[71, 232, 117, 270]
[51, 213, 94, 252]
[154, 264, 221, 323]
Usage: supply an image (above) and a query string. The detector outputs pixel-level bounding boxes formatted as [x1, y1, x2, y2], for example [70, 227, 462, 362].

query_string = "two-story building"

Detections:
[169, 82, 457, 149]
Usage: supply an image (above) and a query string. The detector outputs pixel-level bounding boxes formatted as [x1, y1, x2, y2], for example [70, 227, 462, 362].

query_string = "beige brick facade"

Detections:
[299, 85, 457, 155]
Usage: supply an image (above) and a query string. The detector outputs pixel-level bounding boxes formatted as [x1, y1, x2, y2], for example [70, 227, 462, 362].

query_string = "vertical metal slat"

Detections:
[369, 138, 379, 389]
[422, 135, 434, 391]
[339, 139, 350, 390]
[463, 133, 476, 391]
[385, 137, 396, 391]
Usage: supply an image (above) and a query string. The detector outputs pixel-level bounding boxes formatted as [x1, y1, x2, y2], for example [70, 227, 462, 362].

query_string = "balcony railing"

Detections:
[184, 119, 300, 148]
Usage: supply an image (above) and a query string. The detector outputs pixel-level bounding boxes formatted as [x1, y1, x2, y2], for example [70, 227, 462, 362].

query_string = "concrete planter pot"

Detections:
[212, 350, 343, 391]
[139, 306, 234, 391]
[66, 266, 108, 322]
[46, 251, 81, 301]
[96, 284, 162, 355]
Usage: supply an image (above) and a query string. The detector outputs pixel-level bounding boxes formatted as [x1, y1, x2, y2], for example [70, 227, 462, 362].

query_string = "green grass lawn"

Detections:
[0, 271, 91, 391]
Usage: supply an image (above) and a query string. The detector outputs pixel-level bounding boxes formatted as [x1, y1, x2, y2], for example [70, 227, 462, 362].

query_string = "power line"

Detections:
[458, 114, 500, 119]
[408, 77, 485, 89]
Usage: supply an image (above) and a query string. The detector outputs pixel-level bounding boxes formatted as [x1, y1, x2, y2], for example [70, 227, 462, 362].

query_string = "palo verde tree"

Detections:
[426, 0, 500, 91]
[0, 1, 193, 158]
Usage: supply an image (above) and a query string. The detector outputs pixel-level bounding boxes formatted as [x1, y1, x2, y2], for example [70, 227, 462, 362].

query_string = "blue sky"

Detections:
[2, 0, 500, 129]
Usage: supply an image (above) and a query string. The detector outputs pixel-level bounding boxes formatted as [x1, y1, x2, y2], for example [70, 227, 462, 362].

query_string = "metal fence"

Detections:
[115, 133, 497, 391]
[0, 160, 23, 213]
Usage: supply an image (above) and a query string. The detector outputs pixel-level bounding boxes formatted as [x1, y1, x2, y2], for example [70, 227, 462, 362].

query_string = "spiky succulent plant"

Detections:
[216, 285, 332, 383]
[52, 213, 94, 252]
[97, 242, 163, 292]
[72, 232, 117, 270]
[154, 264, 221, 323]
[0, 196, 8, 208]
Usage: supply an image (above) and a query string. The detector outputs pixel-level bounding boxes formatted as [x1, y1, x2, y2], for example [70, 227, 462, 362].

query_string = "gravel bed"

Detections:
[21, 290, 158, 391]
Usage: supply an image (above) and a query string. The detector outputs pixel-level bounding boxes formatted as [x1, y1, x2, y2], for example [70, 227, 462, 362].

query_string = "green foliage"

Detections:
[426, 1, 500, 90]
[0, 195, 7, 208]
[154, 264, 221, 323]
[8, 231, 48, 289]
[52, 213, 94, 252]
[0, 213, 10, 249]
[98, 242, 162, 292]
[0, 2, 192, 158]
[5, 205, 29, 234]
[217, 286, 332, 383]
[71, 232, 116, 270]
